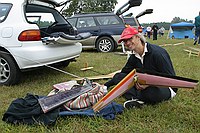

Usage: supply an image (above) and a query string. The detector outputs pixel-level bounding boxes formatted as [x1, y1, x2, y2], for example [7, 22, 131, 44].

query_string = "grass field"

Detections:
[0, 34, 200, 133]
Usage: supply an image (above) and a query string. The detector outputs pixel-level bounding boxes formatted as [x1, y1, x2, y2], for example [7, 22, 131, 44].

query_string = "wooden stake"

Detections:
[80, 62, 94, 71]
[160, 42, 185, 47]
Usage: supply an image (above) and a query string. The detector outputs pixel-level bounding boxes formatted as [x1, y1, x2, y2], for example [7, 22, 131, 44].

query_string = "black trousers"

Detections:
[105, 72, 172, 105]
[195, 27, 200, 44]
[153, 31, 157, 40]
[123, 86, 171, 105]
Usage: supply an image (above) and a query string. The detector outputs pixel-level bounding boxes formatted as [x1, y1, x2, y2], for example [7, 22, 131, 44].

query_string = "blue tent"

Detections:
[168, 22, 195, 39]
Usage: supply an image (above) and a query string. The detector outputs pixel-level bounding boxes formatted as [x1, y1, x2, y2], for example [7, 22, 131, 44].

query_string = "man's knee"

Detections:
[141, 87, 171, 104]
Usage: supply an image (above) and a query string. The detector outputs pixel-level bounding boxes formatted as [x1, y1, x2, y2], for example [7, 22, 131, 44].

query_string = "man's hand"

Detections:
[135, 82, 149, 90]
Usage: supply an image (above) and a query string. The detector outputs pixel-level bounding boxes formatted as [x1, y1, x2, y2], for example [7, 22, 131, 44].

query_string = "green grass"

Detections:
[0, 33, 200, 133]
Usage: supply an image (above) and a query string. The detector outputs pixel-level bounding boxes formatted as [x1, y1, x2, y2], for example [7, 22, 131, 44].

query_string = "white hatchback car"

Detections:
[0, 0, 84, 85]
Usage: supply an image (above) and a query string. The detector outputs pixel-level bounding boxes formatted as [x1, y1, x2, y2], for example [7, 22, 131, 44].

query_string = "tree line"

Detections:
[61, 0, 194, 30]
[62, 0, 117, 17]
[142, 17, 193, 30]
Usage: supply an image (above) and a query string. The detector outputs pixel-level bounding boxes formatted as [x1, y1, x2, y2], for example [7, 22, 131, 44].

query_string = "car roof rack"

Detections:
[75, 11, 114, 14]
[71, 12, 115, 17]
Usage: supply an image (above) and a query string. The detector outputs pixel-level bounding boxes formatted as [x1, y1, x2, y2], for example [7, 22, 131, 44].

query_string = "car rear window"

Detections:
[26, 13, 55, 27]
[123, 17, 137, 26]
[67, 18, 77, 27]
[96, 16, 120, 25]
[0, 3, 12, 23]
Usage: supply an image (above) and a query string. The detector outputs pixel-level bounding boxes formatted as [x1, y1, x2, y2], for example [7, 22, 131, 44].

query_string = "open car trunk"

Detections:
[26, 2, 91, 45]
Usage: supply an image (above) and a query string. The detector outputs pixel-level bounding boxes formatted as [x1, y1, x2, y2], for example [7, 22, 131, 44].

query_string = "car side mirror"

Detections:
[116, 0, 142, 16]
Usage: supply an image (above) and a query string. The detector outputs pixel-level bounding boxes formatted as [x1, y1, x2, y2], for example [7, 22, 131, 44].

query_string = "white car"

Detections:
[0, 0, 84, 85]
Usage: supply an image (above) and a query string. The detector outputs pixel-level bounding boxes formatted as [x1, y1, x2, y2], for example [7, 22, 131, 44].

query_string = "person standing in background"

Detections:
[194, 11, 200, 45]
[146, 25, 152, 39]
[152, 23, 158, 40]
[159, 26, 165, 37]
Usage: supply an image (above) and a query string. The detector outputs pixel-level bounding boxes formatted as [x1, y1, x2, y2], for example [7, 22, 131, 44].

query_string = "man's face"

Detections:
[123, 35, 139, 51]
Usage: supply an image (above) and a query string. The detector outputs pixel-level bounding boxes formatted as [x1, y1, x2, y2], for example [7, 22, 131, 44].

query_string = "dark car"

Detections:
[67, 0, 142, 52]
[67, 13, 125, 52]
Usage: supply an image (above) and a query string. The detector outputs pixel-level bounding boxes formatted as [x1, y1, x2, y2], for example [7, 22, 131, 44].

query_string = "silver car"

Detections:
[0, 0, 82, 85]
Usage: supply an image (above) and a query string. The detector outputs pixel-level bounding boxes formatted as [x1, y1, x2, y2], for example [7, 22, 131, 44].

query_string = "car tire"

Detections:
[96, 36, 115, 52]
[0, 52, 21, 85]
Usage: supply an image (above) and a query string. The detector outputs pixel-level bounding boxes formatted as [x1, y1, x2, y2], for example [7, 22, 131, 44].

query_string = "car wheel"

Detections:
[0, 52, 21, 85]
[96, 37, 115, 52]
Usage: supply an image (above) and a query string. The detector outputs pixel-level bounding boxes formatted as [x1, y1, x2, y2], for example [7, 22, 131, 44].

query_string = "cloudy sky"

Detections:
[115, 0, 200, 23]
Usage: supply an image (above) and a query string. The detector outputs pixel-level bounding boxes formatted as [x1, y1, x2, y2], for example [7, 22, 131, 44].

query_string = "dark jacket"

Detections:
[195, 15, 200, 28]
[2, 93, 60, 125]
[121, 43, 175, 75]
[105, 42, 177, 92]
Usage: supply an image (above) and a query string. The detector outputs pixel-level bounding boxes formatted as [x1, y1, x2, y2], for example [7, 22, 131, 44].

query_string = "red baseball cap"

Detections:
[118, 27, 139, 43]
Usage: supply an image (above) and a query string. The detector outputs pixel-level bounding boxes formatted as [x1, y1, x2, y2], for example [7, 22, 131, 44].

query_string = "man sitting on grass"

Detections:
[104, 26, 177, 109]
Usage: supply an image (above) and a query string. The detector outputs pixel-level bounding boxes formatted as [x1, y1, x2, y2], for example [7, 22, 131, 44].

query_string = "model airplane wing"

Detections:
[39, 85, 93, 113]
[93, 69, 198, 112]
[135, 68, 198, 88]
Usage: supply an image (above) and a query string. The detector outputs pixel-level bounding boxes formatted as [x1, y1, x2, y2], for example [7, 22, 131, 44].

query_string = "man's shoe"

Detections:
[124, 99, 144, 109]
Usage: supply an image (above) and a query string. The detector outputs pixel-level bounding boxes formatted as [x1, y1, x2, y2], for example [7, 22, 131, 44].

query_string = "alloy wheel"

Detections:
[0, 57, 10, 83]
[99, 39, 112, 52]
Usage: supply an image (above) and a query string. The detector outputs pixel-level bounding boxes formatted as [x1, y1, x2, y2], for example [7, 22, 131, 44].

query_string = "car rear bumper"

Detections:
[8, 42, 82, 69]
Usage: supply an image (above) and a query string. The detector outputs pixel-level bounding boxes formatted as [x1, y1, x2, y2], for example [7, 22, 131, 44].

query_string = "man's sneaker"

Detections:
[124, 99, 144, 109]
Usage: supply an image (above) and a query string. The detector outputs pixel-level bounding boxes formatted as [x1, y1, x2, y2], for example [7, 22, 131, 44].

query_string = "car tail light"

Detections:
[138, 26, 143, 33]
[18, 30, 41, 41]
